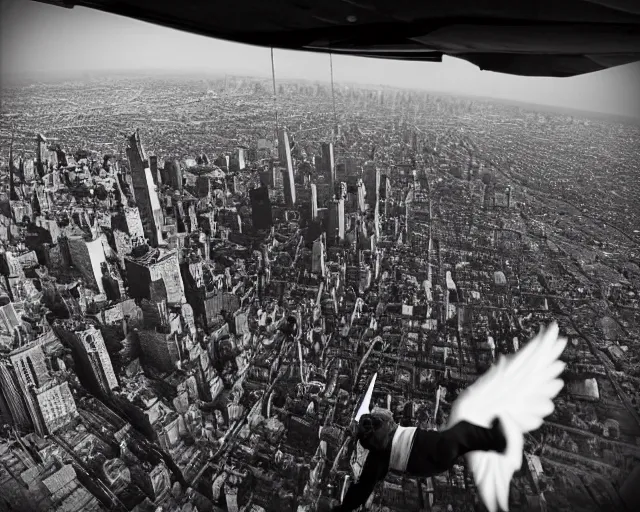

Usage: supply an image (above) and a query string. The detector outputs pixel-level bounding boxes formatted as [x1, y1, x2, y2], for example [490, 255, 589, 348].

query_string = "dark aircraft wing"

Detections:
[34, 0, 640, 77]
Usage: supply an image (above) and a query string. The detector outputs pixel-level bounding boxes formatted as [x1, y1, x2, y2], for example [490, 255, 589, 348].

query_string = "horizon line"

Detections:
[2, 67, 639, 124]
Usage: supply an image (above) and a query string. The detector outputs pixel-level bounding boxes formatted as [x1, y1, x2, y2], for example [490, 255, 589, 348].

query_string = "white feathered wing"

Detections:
[447, 323, 567, 512]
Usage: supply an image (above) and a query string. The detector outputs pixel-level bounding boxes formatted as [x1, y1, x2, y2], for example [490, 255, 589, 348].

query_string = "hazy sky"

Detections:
[2, 0, 640, 118]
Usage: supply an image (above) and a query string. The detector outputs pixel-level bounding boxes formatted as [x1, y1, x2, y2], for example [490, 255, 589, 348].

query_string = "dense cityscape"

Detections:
[0, 73, 639, 512]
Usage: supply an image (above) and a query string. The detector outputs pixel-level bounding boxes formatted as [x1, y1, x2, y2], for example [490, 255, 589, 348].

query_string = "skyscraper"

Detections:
[163, 159, 182, 191]
[149, 155, 160, 185]
[57, 326, 118, 396]
[281, 167, 296, 207]
[36, 133, 48, 176]
[327, 198, 345, 245]
[9, 341, 77, 436]
[66, 236, 108, 294]
[35, 382, 78, 434]
[278, 129, 296, 206]
[127, 130, 165, 246]
[250, 186, 273, 231]
[357, 180, 366, 213]
[364, 161, 380, 210]
[125, 249, 184, 304]
[310, 183, 318, 221]
[0, 360, 32, 428]
[321, 143, 335, 187]
[312, 237, 325, 275]
[236, 148, 246, 170]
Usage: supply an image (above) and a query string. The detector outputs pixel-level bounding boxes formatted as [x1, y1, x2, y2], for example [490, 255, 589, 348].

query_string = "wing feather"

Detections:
[354, 373, 377, 421]
[447, 323, 567, 512]
[495, 455, 510, 512]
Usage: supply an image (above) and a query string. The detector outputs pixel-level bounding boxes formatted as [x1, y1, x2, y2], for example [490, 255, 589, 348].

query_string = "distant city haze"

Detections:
[2, 0, 640, 120]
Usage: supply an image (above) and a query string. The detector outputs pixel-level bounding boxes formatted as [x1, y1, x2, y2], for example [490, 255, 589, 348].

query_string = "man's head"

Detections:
[357, 408, 397, 452]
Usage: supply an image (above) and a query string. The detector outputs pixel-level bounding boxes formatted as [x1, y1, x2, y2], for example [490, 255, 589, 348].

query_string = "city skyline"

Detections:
[2, 0, 640, 120]
[1, 3, 639, 509]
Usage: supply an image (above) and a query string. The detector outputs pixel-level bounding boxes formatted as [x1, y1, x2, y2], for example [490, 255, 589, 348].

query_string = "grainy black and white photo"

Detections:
[1, 1, 639, 512]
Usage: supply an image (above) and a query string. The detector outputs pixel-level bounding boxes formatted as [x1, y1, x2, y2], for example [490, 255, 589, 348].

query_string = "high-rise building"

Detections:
[138, 299, 183, 372]
[57, 326, 118, 396]
[125, 249, 184, 304]
[22, 157, 35, 182]
[162, 159, 182, 191]
[126, 130, 165, 246]
[66, 236, 108, 294]
[310, 183, 318, 220]
[250, 186, 273, 231]
[10, 344, 50, 435]
[405, 188, 413, 245]
[363, 161, 380, 210]
[338, 181, 347, 200]
[9, 341, 77, 436]
[335, 162, 346, 184]
[321, 143, 335, 187]
[357, 180, 366, 213]
[374, 200, 380, 240]
[214, 154, 230, 172]
[278, 129, 296, 206]
[281, 166, 296, 207]
[312, 238, 325, 275]
[0, 302, 21, 333]
[8, 146, 19, 201]
[35, 382, 78, 434]
[236, 148, 246, 170]
[327, 198, 345, 245]
[149, 155, 160, 185]
[271, 162, 283, 190]
[0, 389, 11, 426]
[36, 133, 48, 176]
[0, 360, 32, 428]
[445, 271, 458, 321]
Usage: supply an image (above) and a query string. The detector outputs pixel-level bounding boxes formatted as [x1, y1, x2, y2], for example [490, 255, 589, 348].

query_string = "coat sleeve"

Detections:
[335, 450, 389, 512]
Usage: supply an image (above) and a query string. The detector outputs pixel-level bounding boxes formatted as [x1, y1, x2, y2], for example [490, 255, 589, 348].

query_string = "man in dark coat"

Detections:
[333, 408, 506, 512]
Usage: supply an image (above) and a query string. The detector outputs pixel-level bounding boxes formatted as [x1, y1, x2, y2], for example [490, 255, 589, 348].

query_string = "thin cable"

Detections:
[330, 53, 338, 136]
[270, 48, 279, 141]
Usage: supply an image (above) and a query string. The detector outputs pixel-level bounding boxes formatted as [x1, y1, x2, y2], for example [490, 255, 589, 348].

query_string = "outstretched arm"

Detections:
[334, 451, 389, 512]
